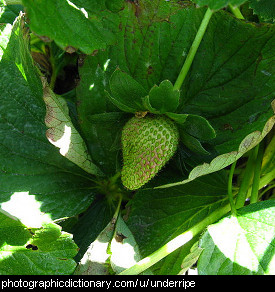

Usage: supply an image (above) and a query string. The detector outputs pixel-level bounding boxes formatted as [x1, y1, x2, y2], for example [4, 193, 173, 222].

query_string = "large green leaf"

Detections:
[0, 16, 97, 220]
[127, 170, 230, 273]
[0, 211, 78, 275]
[197, 200, 275, 275]
[22, 0, 117, 54]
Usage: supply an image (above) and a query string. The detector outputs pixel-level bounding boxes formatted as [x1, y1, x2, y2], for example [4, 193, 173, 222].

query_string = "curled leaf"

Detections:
[42, 78, 103, 176]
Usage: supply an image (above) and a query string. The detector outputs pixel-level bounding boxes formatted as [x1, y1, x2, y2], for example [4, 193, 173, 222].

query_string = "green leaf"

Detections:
[74, 218, 115, 275]
[127, 170, 230, 264]
[165, 112, 188, 124]
[42, 78, 103, 176]
[0, 3, 23, 24]
[1, 191, 52, 228]
[108, 68, 147, 112]
[105, 90, 137, 113]
[141, 95, 159, 114]
[0, 211, 78, 275]
[110, 214, 152, 274]
[178, 242, 203, 275]
[22, 0, 116, 54]
[167, 113, 216, 141]
[88, 112, 126, 124]
[182, 12, 275, 155]
[192, 0, 246, 10]
[76, 55, 129, 176]
[249, 0, 275, 22]
[0, 15, 97, 220]
[181, 114, 216, 141]
[147, 80, 180, 114]
[198, 200, 275, 275]
[70, 198, 114, 262]
[179, 130, 210, 155]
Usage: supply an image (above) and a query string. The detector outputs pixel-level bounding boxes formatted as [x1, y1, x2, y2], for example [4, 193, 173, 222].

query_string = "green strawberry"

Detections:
[121, 114, 179, 190]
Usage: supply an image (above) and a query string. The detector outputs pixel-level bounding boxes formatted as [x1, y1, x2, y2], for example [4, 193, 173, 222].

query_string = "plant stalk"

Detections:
[228, 4, 245, 20]
[228, 161, 237, 215]
[235, 147, 258, 209]
[119, 202, 231, 275]
[250, 142, 265, 204]
[173, 8, 213, 91]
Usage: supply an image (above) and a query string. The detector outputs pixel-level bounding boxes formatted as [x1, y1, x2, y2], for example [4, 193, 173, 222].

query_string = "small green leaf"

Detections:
[142, 95, 159, 114]
[108, 68, 147, 112]
[0, 211, 78, 275]
[42, 78, 103, 176]
[180, 130, 210, 155]
[165, 112, 188, 125]
[182, 114, 216, 141]
[148, 80, 180, 114]
[198, 200, 275, 275]
[0, 15, 96, 220]
[166, 113, 216, 141]
[178, 242, 203, 275]
[88, 112, 126, 124]
[105, 90, 136, 113]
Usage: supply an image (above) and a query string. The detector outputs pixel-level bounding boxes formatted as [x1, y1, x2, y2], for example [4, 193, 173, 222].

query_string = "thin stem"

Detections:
[258, 167, 275, 190]
[250, 143, 264, 204]
[119, 202, 231, 275]
[228, 161, 237, 215]
[262, 132, 275, 173]
[173, 8, 213, 91]
[113, 193, 122, 220]
[235, 147, 258, 209]
[228, 4, 245, 20]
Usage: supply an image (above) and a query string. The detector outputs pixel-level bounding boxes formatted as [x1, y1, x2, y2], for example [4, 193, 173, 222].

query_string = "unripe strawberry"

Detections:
[121, 115, 179, 190]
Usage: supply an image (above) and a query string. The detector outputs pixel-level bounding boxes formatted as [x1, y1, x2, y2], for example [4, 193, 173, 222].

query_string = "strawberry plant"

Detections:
[0, 0, 274, 275]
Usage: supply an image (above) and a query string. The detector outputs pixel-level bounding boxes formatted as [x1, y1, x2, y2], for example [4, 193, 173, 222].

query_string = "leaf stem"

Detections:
[119, 202, 231, 275]
[228, 161, 237, 215]
[228, 4, 245, 20]
[250, 142, 264, 204]
[173, 8, 213, 91]
[235, 146, 258, 209]
[113, 193, 122, 221]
